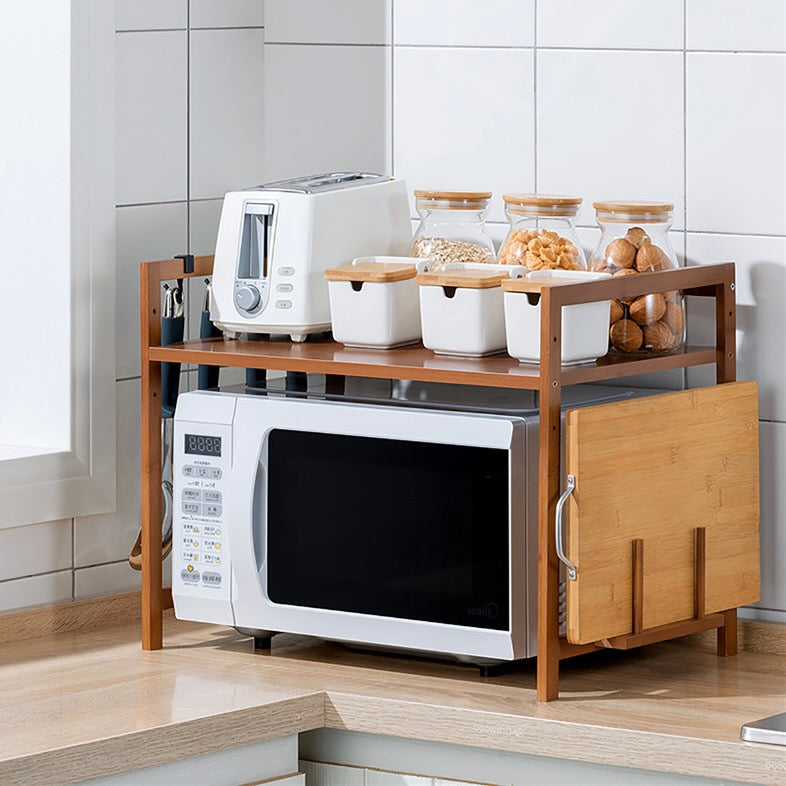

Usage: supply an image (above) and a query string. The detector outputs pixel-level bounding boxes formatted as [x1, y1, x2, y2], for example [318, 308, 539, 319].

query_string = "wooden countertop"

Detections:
[1, 614, 784, 785]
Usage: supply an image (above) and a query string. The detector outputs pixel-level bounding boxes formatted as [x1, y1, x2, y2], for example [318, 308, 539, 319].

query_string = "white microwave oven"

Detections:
[172, 384, 640, 664]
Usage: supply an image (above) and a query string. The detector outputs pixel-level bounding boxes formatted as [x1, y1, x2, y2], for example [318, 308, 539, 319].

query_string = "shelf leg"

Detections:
[140, 266, 163, 651]
[717, 609, 738, 656]
[715, 271, 736, 384]
[537, 287, 563, 702]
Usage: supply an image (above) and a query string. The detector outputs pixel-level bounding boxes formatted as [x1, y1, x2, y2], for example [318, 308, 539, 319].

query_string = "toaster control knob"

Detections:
[236, 285, 260, 311]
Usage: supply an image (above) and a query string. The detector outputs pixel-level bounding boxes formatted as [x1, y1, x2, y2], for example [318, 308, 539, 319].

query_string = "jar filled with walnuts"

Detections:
[409, 190, 496, 269]
[590, 201, 685, 355]
[497, 194, 586, 272]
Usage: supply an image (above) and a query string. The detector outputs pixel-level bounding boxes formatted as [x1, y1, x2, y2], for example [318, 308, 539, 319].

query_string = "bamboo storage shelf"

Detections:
[140, 255, 743, 701]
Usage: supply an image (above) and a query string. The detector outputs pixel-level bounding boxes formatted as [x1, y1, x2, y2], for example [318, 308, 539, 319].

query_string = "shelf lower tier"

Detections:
[147, 337, 718, 389]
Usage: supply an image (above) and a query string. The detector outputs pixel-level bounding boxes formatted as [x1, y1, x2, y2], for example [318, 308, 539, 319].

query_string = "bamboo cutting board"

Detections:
[565, 381, 760, 645]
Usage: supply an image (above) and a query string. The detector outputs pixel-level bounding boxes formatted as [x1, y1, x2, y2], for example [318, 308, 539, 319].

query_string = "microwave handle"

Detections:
[251, 461, 266, 573]
[555, 474, 577, 581]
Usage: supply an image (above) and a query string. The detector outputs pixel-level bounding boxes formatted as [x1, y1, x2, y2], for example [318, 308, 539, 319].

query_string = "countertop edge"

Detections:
[325, 691, 786, 786]
[0, 693, 325, 786]
[4, 687, 785, 786]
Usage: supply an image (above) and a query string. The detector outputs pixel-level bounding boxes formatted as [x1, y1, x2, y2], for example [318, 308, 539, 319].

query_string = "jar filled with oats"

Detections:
[497, 194, 586, 271]
[409, 190, 495, 269]
[590, 201, 685, 355]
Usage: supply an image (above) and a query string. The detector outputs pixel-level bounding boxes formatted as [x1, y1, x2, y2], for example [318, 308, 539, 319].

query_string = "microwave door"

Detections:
[228, 398, 527, 662]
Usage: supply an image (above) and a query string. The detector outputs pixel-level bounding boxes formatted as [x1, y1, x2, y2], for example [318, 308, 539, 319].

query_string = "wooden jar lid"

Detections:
[325, 261, 417, 283]
[417, 268, 509, 289]
[501, 274, 590, 293]
[414, 190, 492, 209]
[504, 193, 582, 217]
[593, 200, 674, 222]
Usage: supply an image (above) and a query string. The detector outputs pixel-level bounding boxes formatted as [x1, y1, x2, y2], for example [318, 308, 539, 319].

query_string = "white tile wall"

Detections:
[115, 31, 188, 204]
[537, 50, 684, 229]
[74, 379, 141, 567]
[687, 0, 786, 52]
[686, 234, 786, 420]
[116, 202, 188, 379]
[190, 28, 265, 199]
[75, 561, 140, 598]
[264, 44, 389, 181]
[394, 46, 534, 222]
[538, 0, 683, 49]
[0, 571, 72, 613]
[686, 53, 786, 235]
[384, 2, 786, 617]
[0, 520, 72, 582]
[759, 422, 786, 613]
[115, 0, 187, 32]
[265, 0, 389, 44]
[394, 0, 534, 47]
[190, 0, 264, 29]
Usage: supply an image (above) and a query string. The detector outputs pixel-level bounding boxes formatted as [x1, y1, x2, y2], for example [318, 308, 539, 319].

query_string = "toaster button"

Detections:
[276, 283, 293, 293]
[277, 266, 294, 276]
[275, 300, 292, 310]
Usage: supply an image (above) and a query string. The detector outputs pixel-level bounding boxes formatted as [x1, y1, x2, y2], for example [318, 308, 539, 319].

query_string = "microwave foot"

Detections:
[478, 661, 514, 678]
[253, 635, 273, 651]
[290, 333, 308, 343]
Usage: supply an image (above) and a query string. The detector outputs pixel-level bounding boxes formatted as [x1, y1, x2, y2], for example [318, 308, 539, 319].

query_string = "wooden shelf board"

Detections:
[148, 337, 717, 390]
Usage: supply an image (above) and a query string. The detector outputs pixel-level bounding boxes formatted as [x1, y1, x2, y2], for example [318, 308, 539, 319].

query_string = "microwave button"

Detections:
[182, 536, 200, 550]
[203, 490, 222, 504]
[202, 571, 222, 587]
[205, 504, 222, 518]
[204, 525, 221, 537]
[182, 501, 202, 516]
[182, 488, 201, 501]
[276, 283, 293, 293]
[182, 550, 199, 562]
[209, 468, 222, 479]
[278, 266, 294, 277]
[180, 568, 200, 583]
[275, 300, 292, 310]
[182, 465, 196, 477]
[196, 467, 210, 479]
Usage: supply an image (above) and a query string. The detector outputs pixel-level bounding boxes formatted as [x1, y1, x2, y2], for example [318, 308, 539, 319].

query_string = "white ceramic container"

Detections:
[325, 256, 427, 349]
[502, 269, 612, 365]
[417, 263, 524, 358]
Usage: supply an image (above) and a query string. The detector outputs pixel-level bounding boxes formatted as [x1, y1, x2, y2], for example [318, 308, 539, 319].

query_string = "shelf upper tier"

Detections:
[148, 337, 718, 390]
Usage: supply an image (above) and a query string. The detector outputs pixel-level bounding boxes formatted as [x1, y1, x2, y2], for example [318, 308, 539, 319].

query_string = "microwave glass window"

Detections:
[184, 434, 222, 457]
[266, 430, 509, 631]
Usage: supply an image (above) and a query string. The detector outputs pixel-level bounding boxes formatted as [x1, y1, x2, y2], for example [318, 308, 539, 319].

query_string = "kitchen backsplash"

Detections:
[2, 0, 784, 623]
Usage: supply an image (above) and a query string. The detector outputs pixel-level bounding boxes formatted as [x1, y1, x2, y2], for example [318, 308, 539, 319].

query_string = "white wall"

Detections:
[266, 0, 786, 620]
[0, 0, 264, 611]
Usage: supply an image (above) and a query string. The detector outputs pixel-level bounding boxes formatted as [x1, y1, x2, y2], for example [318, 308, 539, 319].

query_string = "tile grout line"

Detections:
[682, 0, 688, 390]
[533, 0, 538, 192]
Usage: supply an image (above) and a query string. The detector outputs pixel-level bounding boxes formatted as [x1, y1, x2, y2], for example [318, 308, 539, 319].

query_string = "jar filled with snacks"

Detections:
[497, 194, 586, 272]
[409, 190, 495, 268]
[590, 201, 685, 355]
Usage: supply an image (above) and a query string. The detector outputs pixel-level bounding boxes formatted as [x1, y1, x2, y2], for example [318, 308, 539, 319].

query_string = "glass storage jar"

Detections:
[590, 201, 685, 355]
[497, 194, 586, 271]
[409, 190, 495, 268]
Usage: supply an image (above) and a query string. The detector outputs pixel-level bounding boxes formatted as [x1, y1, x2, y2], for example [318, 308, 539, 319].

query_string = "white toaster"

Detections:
[210, 172, 412, 340]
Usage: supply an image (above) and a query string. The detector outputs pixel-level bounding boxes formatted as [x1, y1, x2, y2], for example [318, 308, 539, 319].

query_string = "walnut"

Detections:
[625, 227, 649, 249]
[605, 238, 636, 269]
[610, 319, 643, 353]
[663, 302, 685, 335]
[635, 243, 668, 273]
[612, 268, 637, 277]
[629, 293, 667, 326]
[644, 321, 676, 352]
[591, 258, 610, 273]
[609, 299, 625, 325]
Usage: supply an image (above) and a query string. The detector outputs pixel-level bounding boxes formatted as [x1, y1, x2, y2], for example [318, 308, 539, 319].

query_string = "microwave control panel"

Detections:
[172, 426, 231, 604]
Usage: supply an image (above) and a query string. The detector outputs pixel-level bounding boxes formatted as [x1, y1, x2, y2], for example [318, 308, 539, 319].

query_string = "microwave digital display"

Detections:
[184, 434, 222, 457]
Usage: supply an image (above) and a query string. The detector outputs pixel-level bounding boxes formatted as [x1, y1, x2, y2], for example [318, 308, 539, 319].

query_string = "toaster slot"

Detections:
[238, 202, 275, 281]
